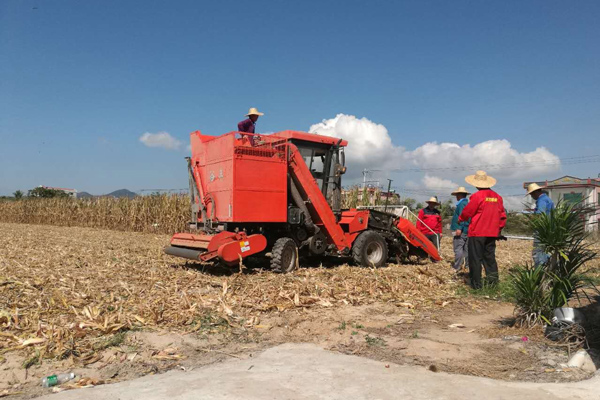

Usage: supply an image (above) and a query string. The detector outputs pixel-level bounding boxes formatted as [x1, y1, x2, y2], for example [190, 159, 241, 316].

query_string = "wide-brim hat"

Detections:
[451, 186, 470, 196]
[245, 107, 264, 116]
[526, 183, 544, 195]
[425, 196, 440, 206]
[465, 170, 496, 188]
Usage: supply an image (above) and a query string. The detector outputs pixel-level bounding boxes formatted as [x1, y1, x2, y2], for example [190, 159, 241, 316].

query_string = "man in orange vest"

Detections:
[459, 171, 506, 289]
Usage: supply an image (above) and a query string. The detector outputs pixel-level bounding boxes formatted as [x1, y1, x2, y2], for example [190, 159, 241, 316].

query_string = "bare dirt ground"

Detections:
[1, 223, 598, 398]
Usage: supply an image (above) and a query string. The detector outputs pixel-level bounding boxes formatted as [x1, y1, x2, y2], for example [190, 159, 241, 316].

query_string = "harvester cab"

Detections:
[165, 129, 440, 272]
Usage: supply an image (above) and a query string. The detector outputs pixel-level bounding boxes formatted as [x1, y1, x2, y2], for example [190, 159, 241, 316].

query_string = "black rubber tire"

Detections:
[271, 237, 299, 273]
[352, 230, 389, 268]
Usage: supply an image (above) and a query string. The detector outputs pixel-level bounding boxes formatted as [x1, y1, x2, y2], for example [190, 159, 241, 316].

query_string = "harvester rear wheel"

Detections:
[271, 237, 298, 273]
[352, 230, 388, 268]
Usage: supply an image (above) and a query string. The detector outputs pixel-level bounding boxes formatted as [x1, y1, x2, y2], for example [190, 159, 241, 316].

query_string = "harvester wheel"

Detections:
[352, 230, 388, 268]
[271, 237, 298, 273]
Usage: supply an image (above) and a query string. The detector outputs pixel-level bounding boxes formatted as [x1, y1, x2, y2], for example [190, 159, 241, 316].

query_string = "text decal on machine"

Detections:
[239, 240, 251, 253]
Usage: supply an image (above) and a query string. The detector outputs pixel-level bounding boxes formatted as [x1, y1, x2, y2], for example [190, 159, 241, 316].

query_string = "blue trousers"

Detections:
[532, 237, 550, 266]
[453, 233, 468, 270]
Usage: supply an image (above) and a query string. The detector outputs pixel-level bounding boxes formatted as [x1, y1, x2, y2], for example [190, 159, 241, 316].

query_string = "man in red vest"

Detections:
[417, 196, 442, 250]
[459, 171, 506, 289]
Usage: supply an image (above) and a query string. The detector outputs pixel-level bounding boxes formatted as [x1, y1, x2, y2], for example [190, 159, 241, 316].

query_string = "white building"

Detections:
[523, 176, 600, 231]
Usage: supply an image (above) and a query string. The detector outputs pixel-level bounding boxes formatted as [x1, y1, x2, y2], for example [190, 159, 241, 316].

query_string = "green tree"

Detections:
[28, 187, 70, 198]
[361, 187, 369, 207]
[13, 190, 24, 200]
[400, 197, 416, 210]
[348, 187, 359, 209]
[439, 199, 455, 219]
[374, 189, 383, 206]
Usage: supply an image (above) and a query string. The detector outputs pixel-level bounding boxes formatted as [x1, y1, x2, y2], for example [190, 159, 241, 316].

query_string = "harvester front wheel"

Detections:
[271, 237, 298, 273]
[352, 231, 388, 268]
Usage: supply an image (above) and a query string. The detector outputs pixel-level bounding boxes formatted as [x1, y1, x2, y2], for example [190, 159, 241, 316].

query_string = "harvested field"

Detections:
[0, 223, 465, 361]
[1, 222, 599, 397]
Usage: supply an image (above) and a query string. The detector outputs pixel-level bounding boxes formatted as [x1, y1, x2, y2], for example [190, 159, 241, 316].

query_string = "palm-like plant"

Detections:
[512, 202, 597, 327]
[527, 202, 589, 272]
[512, 265, 550, 326]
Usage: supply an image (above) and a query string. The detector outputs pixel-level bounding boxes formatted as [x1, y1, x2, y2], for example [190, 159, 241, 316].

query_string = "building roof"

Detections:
[523, 176, 600, 189]
[42, 186, 77, 192]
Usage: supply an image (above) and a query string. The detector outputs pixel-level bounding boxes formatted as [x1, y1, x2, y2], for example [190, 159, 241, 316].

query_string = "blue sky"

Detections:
[1, 0, 599, 199]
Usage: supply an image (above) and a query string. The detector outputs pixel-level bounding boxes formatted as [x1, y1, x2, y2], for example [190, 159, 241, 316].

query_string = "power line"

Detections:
[139, 188, 189, 193]
[389, 154, 600, 174]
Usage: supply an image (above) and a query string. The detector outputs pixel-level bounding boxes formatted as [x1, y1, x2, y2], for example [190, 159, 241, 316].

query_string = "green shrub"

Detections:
[512, 202, 598, 327]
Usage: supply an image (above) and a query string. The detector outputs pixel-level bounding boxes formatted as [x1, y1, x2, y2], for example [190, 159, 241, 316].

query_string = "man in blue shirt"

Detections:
[450, 186, 470, 271]
[527, 183, 555, 266]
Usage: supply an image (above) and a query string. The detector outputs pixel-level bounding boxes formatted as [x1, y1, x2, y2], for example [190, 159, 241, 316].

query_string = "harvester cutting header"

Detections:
[165, 129, 441, 271]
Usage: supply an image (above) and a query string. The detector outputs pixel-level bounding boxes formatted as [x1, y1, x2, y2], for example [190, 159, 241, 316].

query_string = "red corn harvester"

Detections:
[165, 130, 441, 271]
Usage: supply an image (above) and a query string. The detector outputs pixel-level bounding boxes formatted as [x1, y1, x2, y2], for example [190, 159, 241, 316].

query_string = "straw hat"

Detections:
[426, 196, 440, 206]
[245, 107, 264, 116]
[465, 170, 497, 188]
[451, 186, 470, 196]
[526, 183, 544, 195]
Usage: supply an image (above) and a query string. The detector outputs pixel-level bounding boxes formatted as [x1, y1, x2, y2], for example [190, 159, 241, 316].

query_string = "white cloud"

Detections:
[503, 196, 528, 212]
[309, 114, 561, 182]
[422, 174, 458, 190]
[309, 114, 397, 166]
[139, 131, 182, 150]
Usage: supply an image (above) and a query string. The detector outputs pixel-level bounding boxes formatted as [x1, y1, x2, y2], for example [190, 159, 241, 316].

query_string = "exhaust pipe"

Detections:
[164, 246, 203, 261]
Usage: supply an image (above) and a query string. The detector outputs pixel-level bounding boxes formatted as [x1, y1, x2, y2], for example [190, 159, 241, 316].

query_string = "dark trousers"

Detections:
[425, 234, 439, 249]
[467, 236, 499, 289]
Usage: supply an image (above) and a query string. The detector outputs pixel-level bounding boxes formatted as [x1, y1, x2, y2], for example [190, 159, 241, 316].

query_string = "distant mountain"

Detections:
[77, 191, 95, 199]
[105, 189, 137, 199]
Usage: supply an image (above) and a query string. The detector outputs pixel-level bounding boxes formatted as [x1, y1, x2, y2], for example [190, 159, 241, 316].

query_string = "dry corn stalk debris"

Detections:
[0, 222, 537, 364]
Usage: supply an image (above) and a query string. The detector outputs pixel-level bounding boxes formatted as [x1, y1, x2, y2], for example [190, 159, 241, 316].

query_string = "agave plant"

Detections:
[512, 265, 550, 326]
[512, 202, 598, 326]
[527, 202, 590, 271]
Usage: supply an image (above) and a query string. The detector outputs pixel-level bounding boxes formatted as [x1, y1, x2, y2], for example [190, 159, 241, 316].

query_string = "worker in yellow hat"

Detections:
[450, 187, 470, 272]
[416, 196, 442, 250]
[237, 107, 264, 145]
[526, 183, 554, 266]
[459, 171, 506, 289]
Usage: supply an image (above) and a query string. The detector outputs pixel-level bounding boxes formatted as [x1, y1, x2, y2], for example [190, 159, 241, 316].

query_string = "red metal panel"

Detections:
[396, 218, 441, 261]
[170, 233, 213, 249]
[189, 131, 289, 223]
[288, 143, 349, 251]
[218, 234, 268, 265]
[275, 130, 348, 147]
[232, 154, 288, 222]
[339, 210, 370, 246]
[339, 210, 369, 233]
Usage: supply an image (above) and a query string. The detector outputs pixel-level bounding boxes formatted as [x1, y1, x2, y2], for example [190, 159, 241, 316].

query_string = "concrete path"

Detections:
[39, 344, 599, 400]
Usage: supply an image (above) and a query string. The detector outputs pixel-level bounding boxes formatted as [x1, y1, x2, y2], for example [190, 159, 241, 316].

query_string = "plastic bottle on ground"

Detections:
[42, 372, 76, 388]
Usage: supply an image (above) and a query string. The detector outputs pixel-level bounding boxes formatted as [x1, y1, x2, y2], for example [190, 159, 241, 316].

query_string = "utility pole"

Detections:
[383, 179, 393, 213]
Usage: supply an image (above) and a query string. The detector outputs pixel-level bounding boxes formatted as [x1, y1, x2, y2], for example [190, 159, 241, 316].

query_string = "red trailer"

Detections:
[165, 130, 440, 271]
